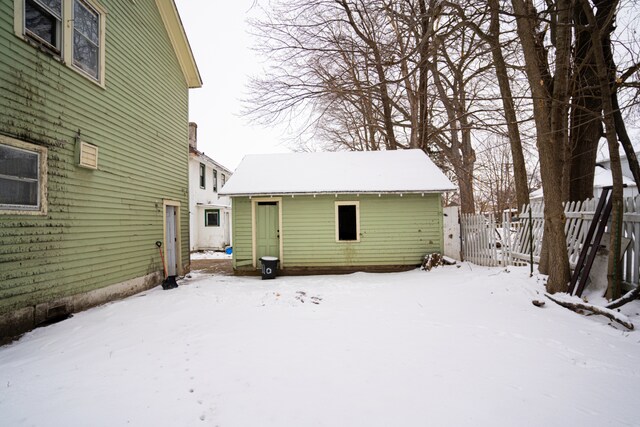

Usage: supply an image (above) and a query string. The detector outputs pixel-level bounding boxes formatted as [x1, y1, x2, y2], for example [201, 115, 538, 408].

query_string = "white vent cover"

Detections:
[79, 141, 99, 169]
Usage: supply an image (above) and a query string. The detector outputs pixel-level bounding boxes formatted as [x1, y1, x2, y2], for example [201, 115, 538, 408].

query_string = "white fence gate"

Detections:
[461, 196, 640, 288]
[460, 212, 499, 266]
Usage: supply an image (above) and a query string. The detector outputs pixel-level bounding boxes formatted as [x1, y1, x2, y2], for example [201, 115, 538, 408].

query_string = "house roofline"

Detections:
[156, 0, 202, 88]
[189, 147, 233, 175]
[219, 190, 456, 197]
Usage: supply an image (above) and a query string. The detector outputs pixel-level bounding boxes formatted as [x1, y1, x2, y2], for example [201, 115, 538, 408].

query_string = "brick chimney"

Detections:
[188, 122, 197, 150]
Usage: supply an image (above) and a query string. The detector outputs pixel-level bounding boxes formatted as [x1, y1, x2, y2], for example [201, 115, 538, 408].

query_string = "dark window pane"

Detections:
[72, 1, 99, 79]
[0, 145, 38, 179]
[205, 210, 220, 227]
[73, 31, 99, 77]
[338, 205, 357, 240]
[25, 0, 61, 48]
[199, 164, 206, 188]
[74, 0, 98, 43]
[35, 0, 62, 16]
[0, 178, 38, 207]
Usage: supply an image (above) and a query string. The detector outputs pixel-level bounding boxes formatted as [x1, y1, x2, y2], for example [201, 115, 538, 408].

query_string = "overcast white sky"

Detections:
[174, 0, 292, 171]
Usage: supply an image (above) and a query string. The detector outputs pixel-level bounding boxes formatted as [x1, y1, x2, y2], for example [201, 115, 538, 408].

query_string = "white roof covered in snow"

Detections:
[592, 165, 636, 188]
[530, 165, 637, 200]
[220, 149, 456, 196]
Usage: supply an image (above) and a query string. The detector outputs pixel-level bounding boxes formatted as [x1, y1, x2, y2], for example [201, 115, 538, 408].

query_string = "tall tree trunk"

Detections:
[487, 0, 530, 210]
[578, 0, 624, 299]
[511, 0, 571, 292]
[568, 0, 621, 202]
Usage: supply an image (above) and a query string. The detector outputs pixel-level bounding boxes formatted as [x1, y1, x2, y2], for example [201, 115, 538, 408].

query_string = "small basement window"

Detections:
[205, 209, 220, 227]
[335, 201, 360, 242]
[0, 137, 47, 215]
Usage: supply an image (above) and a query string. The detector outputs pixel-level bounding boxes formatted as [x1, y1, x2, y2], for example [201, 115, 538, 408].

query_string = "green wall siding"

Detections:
[232, 197, 253, 269]
[0, 0, 191, 315]
[231, 194, 443, 269]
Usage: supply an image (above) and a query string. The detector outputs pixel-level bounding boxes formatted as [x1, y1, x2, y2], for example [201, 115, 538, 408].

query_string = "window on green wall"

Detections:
[72, 0, 101, 79]
[24, 0, 62, 53]
[199, 163, 206, 188]
[0, 137, 48, 215]
[205, 209, 220, 227]
[15, 0, 107, 85]
[335, 201, 360, 242]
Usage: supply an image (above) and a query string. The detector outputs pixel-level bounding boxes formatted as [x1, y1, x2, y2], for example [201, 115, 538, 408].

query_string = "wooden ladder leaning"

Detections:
[568, 187, 613, 297]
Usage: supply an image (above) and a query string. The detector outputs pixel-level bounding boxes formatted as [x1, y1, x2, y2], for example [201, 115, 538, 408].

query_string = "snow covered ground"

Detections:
[190, 250, 232, 260]
[1, 264, 639, 427]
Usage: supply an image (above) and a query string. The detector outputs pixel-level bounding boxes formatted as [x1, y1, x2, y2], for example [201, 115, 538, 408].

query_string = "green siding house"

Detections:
[219, 150, 456, 273]
[0, 0, 201, 339]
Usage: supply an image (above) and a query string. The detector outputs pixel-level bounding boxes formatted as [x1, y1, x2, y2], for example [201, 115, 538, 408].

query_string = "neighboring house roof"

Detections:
[530, 165, 637, 200]
[220, 149, 456, 196]
[155, 0, 202, 88]
[189, 146, 233, 175]
[592, 164, 636, 188]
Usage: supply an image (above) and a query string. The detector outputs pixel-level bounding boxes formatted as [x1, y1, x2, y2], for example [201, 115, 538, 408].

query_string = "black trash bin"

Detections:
[260, 256, 279, 280]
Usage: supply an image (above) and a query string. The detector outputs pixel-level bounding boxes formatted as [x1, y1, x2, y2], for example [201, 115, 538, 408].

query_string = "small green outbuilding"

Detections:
[219, 150, 456, 274]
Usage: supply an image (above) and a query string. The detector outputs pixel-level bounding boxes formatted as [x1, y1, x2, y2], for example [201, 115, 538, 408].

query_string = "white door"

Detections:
[165, 205, 178, 276]
[223, 211, 230, 245]
[443, 206, 461, 260]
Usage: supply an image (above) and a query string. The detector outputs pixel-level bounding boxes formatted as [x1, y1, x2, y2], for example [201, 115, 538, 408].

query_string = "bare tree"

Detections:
[510, 0, 572, 293]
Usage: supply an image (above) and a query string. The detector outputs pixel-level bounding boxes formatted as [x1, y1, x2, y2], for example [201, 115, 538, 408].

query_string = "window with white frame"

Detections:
[24, 0, 62, 53]
[0, 137, 47, 215]
[15, 0, 106, 84]
[204, 209, 220, 227]
[212, 169, 217, 192]
[72, 0, 100, 79]
[335, 201, 360, 242]
[221, 173, 226, 188]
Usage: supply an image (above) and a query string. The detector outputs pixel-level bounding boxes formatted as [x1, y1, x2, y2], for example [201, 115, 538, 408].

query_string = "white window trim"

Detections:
[0, 135, 48, 216]
[14, 0, 107, 87]
[335, 201, 360, 243]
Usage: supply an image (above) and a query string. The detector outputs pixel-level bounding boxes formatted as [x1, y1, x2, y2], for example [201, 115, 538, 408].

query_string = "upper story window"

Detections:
[15, 0, 106, 86]
[0, 136, 48, 215]
[73, 0, 100, 79]
[212, 169, 217, 192]
[221, 173, 226, 188]
[199, 163, 205, 189]
[24, 0, 62, 52]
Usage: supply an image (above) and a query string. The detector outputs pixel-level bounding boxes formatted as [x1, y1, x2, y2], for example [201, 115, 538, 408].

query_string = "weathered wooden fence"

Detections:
[460, 212, 499, 266]
[461, 196, 640, 287]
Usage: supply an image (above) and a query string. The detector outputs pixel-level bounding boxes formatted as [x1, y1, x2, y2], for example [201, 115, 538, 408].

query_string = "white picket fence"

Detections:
[461, 196, 640, 287]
